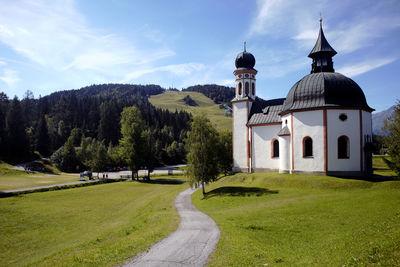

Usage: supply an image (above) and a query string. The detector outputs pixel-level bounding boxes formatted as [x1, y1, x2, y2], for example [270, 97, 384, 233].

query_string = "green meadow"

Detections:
[192, 160, 400, 266]
[0, 177, 187, 266]
[0, 162, 78, 191]
[149, 91, 232, 131]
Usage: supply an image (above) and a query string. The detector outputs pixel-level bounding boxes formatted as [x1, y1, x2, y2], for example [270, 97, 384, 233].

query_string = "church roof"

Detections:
[281, 72, 374, 113]
[277, 126, 290, 136]
[247, 98, 285, 126]
[308, 21, 337, 58]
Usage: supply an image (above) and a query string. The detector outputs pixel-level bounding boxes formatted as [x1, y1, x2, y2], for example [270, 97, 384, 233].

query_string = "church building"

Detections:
[232, 19, 374, 176]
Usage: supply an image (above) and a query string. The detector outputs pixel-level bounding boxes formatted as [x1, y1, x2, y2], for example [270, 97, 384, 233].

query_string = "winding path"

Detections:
[124, 187, 220, 267]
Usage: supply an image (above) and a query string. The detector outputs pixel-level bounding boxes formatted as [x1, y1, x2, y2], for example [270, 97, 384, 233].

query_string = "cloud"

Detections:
[0, 69, 19, 86]
[249, 0, 400, 54]
[0, 0, 174, 73]
[337, 58, 397, 77]
[122, 63, 206, 83]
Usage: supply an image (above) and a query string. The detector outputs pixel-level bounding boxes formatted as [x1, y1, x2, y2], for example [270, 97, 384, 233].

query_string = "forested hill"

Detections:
[182, 84, 235, 104]
[0, 84, 191, 166]
[47, 83, 164, 101]
[0, 83, 235, 166]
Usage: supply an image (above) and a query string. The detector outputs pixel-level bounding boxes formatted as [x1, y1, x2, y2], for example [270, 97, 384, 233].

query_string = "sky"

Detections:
[0, 0, 399, 112]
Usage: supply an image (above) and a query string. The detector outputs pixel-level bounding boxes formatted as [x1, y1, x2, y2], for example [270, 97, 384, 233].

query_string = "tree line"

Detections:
[0, 84, 191, 170]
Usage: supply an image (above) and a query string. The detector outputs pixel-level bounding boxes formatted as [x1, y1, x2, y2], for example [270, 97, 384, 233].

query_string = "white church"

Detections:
[232, 20, 374, 176]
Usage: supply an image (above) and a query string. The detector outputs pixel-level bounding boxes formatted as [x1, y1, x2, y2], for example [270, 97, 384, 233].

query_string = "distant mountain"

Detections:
[372, 105, 396, 134]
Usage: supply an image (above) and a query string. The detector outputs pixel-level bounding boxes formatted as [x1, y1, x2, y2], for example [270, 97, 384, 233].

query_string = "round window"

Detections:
[245, 74, 249, 78]
[339, 114, 348, 121]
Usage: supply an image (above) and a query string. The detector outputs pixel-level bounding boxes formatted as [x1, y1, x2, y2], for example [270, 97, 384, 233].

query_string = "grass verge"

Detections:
[192, 172, 400, 266]
[0, 162, 78, 191]
[0, 176, 187, 266]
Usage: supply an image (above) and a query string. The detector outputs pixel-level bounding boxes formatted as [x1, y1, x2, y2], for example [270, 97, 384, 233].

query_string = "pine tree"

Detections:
[35, 114, 51, 156]
[5, 97, 30, 162]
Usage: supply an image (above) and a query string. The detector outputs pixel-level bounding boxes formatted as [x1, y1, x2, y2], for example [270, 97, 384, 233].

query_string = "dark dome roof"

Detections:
[281, 72, 373, 113]
[235, 51, 256, 69]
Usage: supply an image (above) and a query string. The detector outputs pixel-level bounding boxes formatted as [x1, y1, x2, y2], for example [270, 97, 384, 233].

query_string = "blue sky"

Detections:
[0, 0, 399, 112]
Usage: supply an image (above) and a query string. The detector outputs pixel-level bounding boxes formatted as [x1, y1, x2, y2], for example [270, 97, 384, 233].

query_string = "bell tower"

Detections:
[308, 18, 337, 73]
[232, 42, 257, 173]
[233, 41, 257, 100]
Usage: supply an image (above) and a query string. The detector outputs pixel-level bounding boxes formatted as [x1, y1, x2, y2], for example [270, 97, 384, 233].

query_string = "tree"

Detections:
[119, 106, 146, 179]
[98, 100, 120, 145]
[87, 140, 109, 177]
[5, 97, 31, 162]
[185, 114, 219, 195]
[382, 102, 400, 177]
[35, 114, 51, 156]
[61, 135, 79, 172]
[217, 130, 233, 176]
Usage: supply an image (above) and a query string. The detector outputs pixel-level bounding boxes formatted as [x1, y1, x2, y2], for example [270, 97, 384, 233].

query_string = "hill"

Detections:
[182, 84, 235, 105]
[372, 105, 396, 134]
[149, 91, 232, 131]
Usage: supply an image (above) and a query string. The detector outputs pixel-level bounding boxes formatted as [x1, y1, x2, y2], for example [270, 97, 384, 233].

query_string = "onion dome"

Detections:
[281, 72, 373, 113]
[235, 41, 256, 70]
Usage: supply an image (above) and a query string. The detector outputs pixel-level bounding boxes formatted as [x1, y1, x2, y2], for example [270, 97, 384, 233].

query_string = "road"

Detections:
[123, 187, 220, 267]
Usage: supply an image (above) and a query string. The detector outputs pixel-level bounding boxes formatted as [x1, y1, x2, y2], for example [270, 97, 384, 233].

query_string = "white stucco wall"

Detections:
[327, 109, 360, 172]
[292, 110, 324, 172]
[362, 111, 372, 137]
[279, 135, 290, 173]
[251, 124, 281, 170]
[233, 101, 249, 170]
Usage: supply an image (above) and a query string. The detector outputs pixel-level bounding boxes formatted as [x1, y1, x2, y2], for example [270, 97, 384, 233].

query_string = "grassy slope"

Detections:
[0, 177, 187, 266]
[0, 163, 77, 191]
[149, 91, 231, 131]
[193, 166, 400, 266]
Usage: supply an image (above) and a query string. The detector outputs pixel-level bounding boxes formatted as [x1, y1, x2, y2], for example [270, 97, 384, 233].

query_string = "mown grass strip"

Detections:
[0, 177, 187, 266]
[193, 171, 400, 266]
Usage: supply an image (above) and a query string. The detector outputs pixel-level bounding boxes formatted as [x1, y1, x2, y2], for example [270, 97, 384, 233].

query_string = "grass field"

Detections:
[149, 91, 232, 131]
[192, 160, 400, 266]
[0, 162, 78, 191]
[0, 176, 187, 266]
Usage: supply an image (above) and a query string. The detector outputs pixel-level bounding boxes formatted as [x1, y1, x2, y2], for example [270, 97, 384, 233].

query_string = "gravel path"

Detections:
[123, 187, 220, 267]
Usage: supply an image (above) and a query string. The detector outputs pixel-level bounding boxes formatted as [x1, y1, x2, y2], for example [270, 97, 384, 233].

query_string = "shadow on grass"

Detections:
[331, 173, 398, 182]
[204, 186, 279, 199]
[137, 179, 187, 185]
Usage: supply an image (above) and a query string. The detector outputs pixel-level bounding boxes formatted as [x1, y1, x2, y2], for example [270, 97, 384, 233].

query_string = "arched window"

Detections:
[252, 83, 255, 95]
[303, 137, 313, 157]
[338, 135, 349, 159]
[238, 82, 242, 95]
[245, 82, 249, 95]
[271, 139, 279, 158]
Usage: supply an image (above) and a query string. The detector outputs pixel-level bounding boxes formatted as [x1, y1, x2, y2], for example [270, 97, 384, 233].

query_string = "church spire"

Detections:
[308, 17, 337, 73]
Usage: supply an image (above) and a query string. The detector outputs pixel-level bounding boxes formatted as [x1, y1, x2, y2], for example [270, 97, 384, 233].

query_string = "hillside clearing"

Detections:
[193, 170, 400, 266]
[0, 177, 187, 266]
[149, 91, 231, 131]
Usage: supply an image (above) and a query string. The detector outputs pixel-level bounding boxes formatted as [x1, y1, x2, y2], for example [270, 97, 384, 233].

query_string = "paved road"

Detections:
[124, 187, 220, 267]
[1, 179, 102, 194]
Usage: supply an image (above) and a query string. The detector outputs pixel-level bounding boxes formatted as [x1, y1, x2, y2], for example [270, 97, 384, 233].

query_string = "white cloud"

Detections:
[122, 63, 206, 83]
[0, 69, 19, 86]
[0, 0, 174, 73]
[337, 58, 397, 77]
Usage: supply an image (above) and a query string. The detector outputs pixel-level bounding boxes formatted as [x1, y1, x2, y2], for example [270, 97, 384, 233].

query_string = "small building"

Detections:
[232, 19, 374, 176]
